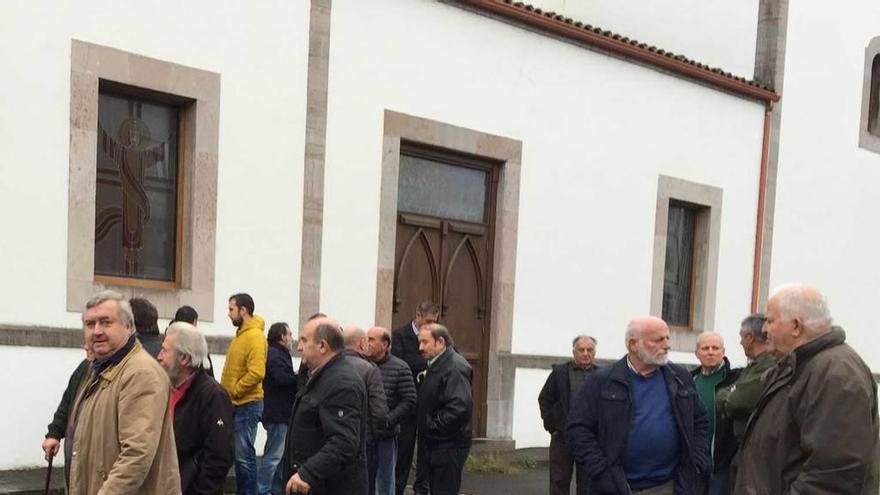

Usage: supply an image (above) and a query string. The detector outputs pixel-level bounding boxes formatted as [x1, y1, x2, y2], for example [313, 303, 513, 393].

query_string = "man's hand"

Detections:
[41, 437, 60, 462]
[285, 473, 311, 494]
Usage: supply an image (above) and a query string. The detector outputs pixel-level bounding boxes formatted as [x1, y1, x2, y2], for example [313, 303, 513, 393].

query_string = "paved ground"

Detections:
[0, 454, 552, 495]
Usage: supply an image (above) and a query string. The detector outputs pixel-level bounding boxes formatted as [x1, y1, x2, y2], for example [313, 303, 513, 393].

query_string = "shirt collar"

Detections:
[700, 362, 724, 376]
[411, 321, 419, 336]
[92, 334, 137, 374]
[173, 370, 197, 391]
[626, 355, 659, 377]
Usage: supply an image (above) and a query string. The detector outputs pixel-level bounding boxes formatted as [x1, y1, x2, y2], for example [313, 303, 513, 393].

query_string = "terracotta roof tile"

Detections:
[456, 0, 778, 101]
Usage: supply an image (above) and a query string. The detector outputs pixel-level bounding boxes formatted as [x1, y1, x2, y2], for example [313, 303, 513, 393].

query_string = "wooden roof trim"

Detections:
[453, 0, 780, 104]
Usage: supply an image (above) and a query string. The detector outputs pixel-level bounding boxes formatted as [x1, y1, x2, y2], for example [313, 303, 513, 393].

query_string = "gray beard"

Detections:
[637, 344, 668, 366]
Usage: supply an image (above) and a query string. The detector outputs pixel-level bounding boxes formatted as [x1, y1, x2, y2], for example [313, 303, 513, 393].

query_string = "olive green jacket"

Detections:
[715, 351, 776, 440]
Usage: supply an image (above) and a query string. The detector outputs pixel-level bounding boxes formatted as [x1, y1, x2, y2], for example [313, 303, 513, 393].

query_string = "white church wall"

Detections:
[0, 0, 309, 469]
[0, 0, 309, 336]
[321, 0, 764, 357]
[769, 1, 880, 370]
[319, 0, 765, 446]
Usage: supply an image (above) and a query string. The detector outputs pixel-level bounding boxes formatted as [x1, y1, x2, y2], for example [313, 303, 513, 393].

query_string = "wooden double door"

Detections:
[391, 144, 498, 437]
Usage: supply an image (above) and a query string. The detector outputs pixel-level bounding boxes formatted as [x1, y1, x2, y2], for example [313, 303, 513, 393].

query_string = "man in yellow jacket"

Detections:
[221, 292, 267, 495]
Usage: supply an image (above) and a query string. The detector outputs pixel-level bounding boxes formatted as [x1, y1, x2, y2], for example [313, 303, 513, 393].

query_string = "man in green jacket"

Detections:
[716, 314, 775, 442]
[692, 332, 738, 495]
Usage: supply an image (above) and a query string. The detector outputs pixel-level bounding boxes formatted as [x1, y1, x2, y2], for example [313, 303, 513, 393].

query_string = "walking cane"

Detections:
[44, 455, 53, 495]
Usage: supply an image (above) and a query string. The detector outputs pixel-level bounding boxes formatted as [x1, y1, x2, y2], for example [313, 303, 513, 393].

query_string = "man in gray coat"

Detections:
[343, 326, 390, 494]
[735, 284, 879, 494]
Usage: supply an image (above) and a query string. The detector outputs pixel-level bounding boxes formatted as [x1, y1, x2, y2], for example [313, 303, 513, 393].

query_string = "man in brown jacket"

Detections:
[735, 284, 879, 494]
[65, 291, 181, 495]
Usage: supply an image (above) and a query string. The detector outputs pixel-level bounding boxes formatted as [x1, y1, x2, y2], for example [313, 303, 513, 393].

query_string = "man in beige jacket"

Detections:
[65, 290, 181, 495]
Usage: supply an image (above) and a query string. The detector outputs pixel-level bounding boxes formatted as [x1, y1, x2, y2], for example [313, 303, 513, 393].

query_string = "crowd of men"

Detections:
[42, 295, 471, 495]
[540, 284, 879, 495]
[40, 283, 879, 494]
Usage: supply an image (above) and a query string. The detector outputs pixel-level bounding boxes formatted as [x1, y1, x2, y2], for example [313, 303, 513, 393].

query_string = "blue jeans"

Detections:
[234, 401, 263, 495]
[368, 437, 397, 495]
[258, 423, 287, 495]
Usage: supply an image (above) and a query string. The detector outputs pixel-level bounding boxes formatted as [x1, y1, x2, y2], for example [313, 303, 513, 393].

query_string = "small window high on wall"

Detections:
[94, 82, 189, 286]
[650, 175, 722, 350]
[859, 37, 880, 152]
[868, 55, 880, 136]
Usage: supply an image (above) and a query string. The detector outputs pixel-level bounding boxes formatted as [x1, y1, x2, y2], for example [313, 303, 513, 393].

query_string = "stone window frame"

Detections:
[859, 36, 880, 154]
[67, 39, 220, 320]
[650, 175, 723, 351]
[376, 110, 521, 438]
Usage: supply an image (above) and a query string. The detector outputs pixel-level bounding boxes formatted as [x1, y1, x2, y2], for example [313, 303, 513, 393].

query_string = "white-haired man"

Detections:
[735, 285, 879, 494]
[158, 321, 234, 494]
[690, 332, 738, 495]
[65, 291, 181, 494]
[566, 316, 709, 495]
[538, 335, 598, 495]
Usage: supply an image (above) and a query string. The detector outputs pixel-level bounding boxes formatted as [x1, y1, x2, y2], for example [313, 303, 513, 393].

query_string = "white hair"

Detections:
[770, 284, 832, 336]
[695, 331, 724, 350]
[165, 321, 209, 369]
[625, 321, 640, 347]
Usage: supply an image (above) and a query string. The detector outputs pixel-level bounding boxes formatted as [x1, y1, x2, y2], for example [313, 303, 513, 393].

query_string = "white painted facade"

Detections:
[320, 0, 765, 449]
[0, 0, 309, 468]
[769, 1, 880, 371]
[0, 0, 804, 469]
[0, 0, 310, 334]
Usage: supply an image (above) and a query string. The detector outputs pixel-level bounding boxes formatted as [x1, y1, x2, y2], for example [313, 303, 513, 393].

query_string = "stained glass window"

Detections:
[94, 90, 180, 282]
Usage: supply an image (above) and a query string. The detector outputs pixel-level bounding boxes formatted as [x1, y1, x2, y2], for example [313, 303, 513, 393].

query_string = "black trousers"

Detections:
[396, 415, 418, 495]
[424, 446, 469, 495]
[549, 433, 590, 495]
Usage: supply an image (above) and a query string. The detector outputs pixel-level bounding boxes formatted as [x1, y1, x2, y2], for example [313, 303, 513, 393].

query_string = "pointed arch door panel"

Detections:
[391, 144, 499, 437]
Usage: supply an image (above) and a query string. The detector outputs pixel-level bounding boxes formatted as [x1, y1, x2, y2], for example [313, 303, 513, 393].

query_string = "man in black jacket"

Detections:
[391, 301, 439, 495]
[367, 326, 417, 495]
[342, 325, 389, 495]
[260, 322, 298, 495]
[158, 322, 234, 495]
[538, 335, 598, 495]
[281, 317, 367, 495]
[131, 297, 164, 359]
[41, 347, 92, 462]
[416, 323, 473, 495]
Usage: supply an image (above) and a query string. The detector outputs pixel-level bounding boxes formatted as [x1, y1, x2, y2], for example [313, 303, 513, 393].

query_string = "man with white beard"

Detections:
[566, 316, 709, 495]
[158, 321, 234, 494]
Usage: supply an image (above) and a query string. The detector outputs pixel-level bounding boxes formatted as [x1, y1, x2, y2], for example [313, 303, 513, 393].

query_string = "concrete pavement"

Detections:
[0, 450, 553, 495]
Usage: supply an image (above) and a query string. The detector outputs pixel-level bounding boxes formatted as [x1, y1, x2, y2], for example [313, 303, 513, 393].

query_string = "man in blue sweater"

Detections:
[566, 316, 709, 495]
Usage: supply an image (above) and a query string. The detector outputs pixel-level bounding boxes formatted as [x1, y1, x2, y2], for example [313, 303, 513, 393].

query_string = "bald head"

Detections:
[625, 316, 668, 344]
[343, 325, 367, 353]
[765, 284, 832, 355]
[366, 326, 392, 362]
[298, 316, 343, 368]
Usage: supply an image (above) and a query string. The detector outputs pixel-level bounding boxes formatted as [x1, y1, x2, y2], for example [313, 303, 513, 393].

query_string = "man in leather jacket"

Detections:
[415, 323, 473, 495]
